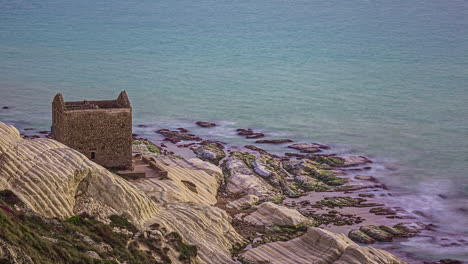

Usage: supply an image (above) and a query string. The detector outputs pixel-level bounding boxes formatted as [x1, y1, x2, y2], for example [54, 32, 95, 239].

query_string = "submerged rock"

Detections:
[255, 139, 294, 144]
[156, 129, 202, 143]
[370, 207, 397, 215]
[236, 128, 253, 135]
[177, 127, 189, 133]
[358, 193, 376, 198]
[287, 143, 325, 153]
[236, 129, 265, 139]
[241, 227, 407, 264]
[195, 121, 216, 128]
[246, 133, 265, 139]
[315, 196, 381, 209]
[424, 259, 463, 264]
[341, 156, 372, 167]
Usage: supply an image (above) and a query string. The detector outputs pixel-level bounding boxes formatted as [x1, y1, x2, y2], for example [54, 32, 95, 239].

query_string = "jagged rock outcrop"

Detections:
[241, 227, 407, 264]
[242, 202, 313, 227]
[193, 143, 226, 165]
[223, 153, 278, 200]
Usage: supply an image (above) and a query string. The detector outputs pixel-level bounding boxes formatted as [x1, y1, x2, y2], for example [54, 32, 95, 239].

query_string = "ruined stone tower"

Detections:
[52, 91, 132, 169]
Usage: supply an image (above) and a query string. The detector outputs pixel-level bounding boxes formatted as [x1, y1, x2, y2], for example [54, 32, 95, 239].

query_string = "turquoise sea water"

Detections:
[1, 0, 468, 262]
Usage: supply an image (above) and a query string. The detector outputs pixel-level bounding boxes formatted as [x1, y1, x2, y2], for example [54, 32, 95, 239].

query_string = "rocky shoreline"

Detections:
[5, 120, 465, 264]
[130, 121, 463, 264]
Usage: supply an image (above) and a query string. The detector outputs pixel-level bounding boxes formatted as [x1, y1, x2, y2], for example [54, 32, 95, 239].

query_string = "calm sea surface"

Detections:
[1, 0, 467, 261]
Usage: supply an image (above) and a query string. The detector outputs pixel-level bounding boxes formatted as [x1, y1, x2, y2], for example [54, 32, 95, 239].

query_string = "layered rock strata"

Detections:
[241, 227, 407, 264]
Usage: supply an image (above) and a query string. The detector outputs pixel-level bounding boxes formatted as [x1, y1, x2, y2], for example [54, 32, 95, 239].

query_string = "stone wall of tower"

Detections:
[52, 92, 133, 169]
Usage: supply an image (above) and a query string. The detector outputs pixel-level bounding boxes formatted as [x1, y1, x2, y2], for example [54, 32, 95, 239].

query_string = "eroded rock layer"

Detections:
[0, 122, 159, 224]
[132, 156, 223, 206]
[0, 122, 243, 264]
[241, 227, 407, 264]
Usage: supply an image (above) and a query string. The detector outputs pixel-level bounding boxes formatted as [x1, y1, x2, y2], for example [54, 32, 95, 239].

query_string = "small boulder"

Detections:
[237, 128, 254, 135]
